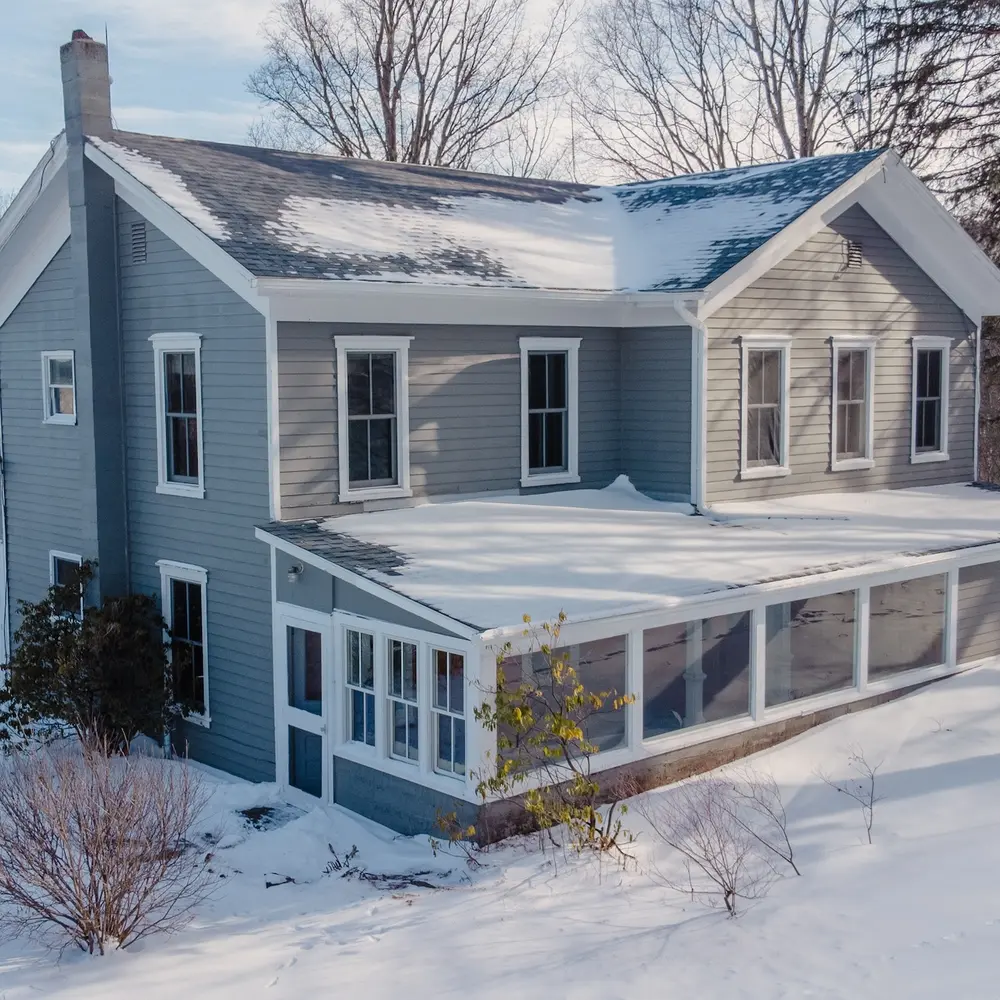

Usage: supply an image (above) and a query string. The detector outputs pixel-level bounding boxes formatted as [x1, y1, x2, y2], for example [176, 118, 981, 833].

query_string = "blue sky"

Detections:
[1, 0, 275, 192]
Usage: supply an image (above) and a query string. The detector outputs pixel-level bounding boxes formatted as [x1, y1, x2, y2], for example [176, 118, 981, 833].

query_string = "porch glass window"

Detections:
[836, 349, 868, 460]
[347, 351, 397, 488]
[957, 562, 1000, 664]
[171, 579, 206, 714]
[746, 348, 783, 466]
[433, 650, 465, 775]
[388, 638, 419, 761]
[914, 348, 944, 453]
[868, 575, 946, 678]
[346, 628, 376, 746]
[164, 351, 200, 483]
[288, 725, 322, 798]
[287, 626, 322, 715]
[527, 351, 568, 473]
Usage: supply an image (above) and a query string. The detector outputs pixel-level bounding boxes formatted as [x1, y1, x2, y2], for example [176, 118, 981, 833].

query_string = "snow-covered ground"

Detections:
[4, 663, 1000, 999]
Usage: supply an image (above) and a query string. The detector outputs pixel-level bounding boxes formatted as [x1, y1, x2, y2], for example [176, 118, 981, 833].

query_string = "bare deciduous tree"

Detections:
[248, 0, 570, 173]
[819, 746, 883, 844]
[0, 188, 15, 218]
[0, 742, 211, 953]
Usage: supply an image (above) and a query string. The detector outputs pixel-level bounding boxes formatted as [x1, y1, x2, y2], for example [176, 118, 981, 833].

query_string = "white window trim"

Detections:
[830, 336, 877, 472]
[910, 336, 952, 465]
[41, 351, 76, 426]
[519, 336, 581, 488]
[335, 335, 413, 503]
[430, 646, 468, 779]
[150, 333, 205, 499]
[49, 550, 83, 618]
[157, 559, 210, 727]
[739, 335, 792, 481]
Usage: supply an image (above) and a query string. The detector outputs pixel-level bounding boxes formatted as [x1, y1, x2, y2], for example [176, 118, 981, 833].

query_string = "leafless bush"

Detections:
[636, 776, 780, 916]
[728, 765, 801, 877]
[0, 741, 211, 953]
[820, 747, 883, 845]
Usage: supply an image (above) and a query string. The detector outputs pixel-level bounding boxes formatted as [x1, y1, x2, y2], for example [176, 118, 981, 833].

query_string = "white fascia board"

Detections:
[0, 159, 70, 329]
[254, 526, 482, 640]
[84, 143, 264, 315]
[258, 277, 705, 328]
[699, 150, 892, 319]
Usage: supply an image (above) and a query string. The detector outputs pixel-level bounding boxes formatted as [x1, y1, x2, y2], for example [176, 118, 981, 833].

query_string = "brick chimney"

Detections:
[60, 30, 112, 142]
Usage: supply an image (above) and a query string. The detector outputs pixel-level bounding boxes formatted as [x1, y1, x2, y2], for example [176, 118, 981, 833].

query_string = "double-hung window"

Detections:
[49, 551, 83, 618]
[346, 627, 376, 747]
[158, 561, 209, 722]
[519, 337, 580, 487]
[432, 649, 465, 776]
[831, 337, 876, 471]
[740, 337, 791, 478]
[335, 336, 411, 502]
[151, 334, 204, 498]
[911, 337, 951, 463]
[41, 351, 76, 425]
[388, 638, 419, 762]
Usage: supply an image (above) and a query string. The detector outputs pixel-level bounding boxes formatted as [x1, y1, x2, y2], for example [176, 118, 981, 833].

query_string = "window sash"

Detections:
[915, 349, 943, 453]
[346, 352, 399, 487]
[745, 349, 784, 467]
[43, 354, 76, 420]
[527, 352, 568, 473]
[163, 351, 200, 483]
[170, 579, 206, 713]
[346, 628, 376, 746]
[388, 639, 418, 762]
[51, 556, 83, 618]
[432, 649, 465, 774]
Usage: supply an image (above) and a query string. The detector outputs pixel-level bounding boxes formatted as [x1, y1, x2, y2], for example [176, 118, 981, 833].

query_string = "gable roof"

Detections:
[87, 131, 884, 294]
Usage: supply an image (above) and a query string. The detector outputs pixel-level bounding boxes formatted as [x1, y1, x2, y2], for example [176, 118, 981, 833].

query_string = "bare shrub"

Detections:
[0, 741, 211, 953]
[820, 747, 883, 845]
[728, 765, 800, 876]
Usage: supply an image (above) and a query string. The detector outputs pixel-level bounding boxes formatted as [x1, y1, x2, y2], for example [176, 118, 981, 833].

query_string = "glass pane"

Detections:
[543, 411, 565, 470]
[392, 701, 408, 758]
[437, 713, 452, 771]
[347, 354, 371, 416]
[369, 354, 395, 415]
[547, 352, 567, 409]
[364, 692, 375, 745]
[435, 650, 448, 710]
[765, 591, 856, 707]
[165, 353, 183, 413]
[348, 419, 370, 483]
[528, 412, 544, 470]
[49, 358, 74, 385]
[747, 350, 763, 406]
[390, 640, 402, 697]
[528, 353, 547, 410]
[181, 352, 197, 414]
[761, 350, 781, 405]
[916, 399, 940, 452]
[407, 704, 419, 758]
[288, 726, 322, 798]
[186, 416, 199, 478]
[402, 642, 417, 702]
[746, 407, 761, 464]
[360, 632, 374, 688]
[351, 688, 365, 742]
[172, 579, 189, 640]
[187, 581, 203, 646]
[169, 417, 190, 479]
[869, 575, 945, 678]
[450, 653, 464, 714]
[51, 387, 74, 415]
[957, 561, 1000, 664]
[454, 717, 465, 774]
[837, 351, 853, 402]
[52, 558, 81, 617]
[348, 631, 360, 685]
[849, 351, 867, 400]
[287, 626, 322, 714]
[367, 417, 396, 482]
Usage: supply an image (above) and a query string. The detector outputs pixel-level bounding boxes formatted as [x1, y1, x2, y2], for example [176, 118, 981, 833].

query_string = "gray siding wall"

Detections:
[621, 327, 692, 500]
[118, 202, 274, 781]
[705, 205, 975, 503]
[278, 324, 622, 519]
[957, 561, 1000, 664]
[0, 241, 86, 629]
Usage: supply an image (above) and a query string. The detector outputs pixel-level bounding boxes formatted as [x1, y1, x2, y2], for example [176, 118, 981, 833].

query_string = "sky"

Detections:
[0, 0, 276, 193]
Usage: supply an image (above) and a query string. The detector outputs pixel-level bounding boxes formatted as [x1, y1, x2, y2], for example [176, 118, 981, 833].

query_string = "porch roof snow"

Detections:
[265, 478, 1000, 635]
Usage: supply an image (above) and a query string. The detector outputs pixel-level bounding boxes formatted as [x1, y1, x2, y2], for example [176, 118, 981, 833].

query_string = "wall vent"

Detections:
[843, 238, 863, 269]
[130, 220, 147, 265]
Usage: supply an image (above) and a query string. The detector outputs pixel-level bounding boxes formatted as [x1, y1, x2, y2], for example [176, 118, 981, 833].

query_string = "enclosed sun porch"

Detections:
[255, 478, 1000, 834]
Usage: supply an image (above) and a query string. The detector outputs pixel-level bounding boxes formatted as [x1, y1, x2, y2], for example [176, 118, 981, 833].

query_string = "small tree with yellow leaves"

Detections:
[474, 613, 635, 857]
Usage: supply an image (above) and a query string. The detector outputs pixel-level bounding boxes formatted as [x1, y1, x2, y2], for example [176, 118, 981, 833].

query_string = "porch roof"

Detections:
[260, 478, 1000, 636]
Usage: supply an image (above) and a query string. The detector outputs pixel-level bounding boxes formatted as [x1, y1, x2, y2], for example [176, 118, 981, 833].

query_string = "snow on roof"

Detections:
[263, 478, 1000, 634]
[89, 131, 883, 291]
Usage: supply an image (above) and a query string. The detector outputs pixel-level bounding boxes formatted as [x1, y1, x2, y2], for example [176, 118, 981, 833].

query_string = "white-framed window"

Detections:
[519, 336, 581, 488]
[739, 336, 791, 479]
[41, 351, 76, 425]
[387, 637, 419, 762]
[157, 560, 209, 724]
[911, 336, 951, 464]
[346, 626, 376, 747]
[335, 335, 412, 503]
[151, 334, 205, 498]
[830, 337, 876, 471]
[432, 648, 466, 775]
[49, 550, 83, 618]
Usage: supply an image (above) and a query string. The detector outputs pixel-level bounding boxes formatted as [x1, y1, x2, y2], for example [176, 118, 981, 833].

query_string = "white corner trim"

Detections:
[675, 300, 708, 509]
[910, 336, 952, 465]
[150, 333, 206, 499]
[830, 337, 877, 472]
[739, 336, 792, 479]
[335, 336, 412, 504]
[158, 560, 211, 727]
[40, 350, 77, 426]
[264, 312, 281, 520]
[519, 336, 581, 487]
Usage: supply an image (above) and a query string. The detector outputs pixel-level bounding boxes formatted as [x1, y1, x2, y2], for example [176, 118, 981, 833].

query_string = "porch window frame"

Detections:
[431, 647, 467, 778]
[157, 559, 210, 726]
[519, 336, 581, 488]
[830, 336, 877, 471]
[739, 335, 792, 480]
[345, 625, 377, 749]
[386, 635, 420, 764]
[335, 335, 413, 503]
[150, 333, 205, 499]
[41, 350, 77, 425]
[910, 335, 951, 464]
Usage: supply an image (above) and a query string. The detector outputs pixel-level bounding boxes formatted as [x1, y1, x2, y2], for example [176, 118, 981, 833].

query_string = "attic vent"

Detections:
[842, 238, 863, 270]
[130, 221, 147, 265]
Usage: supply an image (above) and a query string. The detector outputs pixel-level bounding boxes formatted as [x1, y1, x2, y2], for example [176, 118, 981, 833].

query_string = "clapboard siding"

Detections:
[118, 201, 274, 782]
[278, 323, 623, 519]
[0, 240, 85, 630]
[621, 328, 692, 499]
[706, 205, 975, 502]
[957, 561, 1000, 664]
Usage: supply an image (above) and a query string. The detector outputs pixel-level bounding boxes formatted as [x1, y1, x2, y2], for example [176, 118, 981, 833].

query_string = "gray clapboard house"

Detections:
[4, 32, 1000, 833]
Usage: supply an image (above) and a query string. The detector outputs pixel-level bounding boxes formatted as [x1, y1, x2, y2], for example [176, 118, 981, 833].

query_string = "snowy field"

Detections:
[3, 662, 1000, 999]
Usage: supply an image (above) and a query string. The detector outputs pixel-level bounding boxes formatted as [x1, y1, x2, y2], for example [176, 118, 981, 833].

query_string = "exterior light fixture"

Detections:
[287, 563, 304, 584]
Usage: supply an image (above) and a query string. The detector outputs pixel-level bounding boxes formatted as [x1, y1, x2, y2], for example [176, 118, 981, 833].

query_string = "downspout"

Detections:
[675, 299, 710, 514]
[974, 320, 982, 483]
